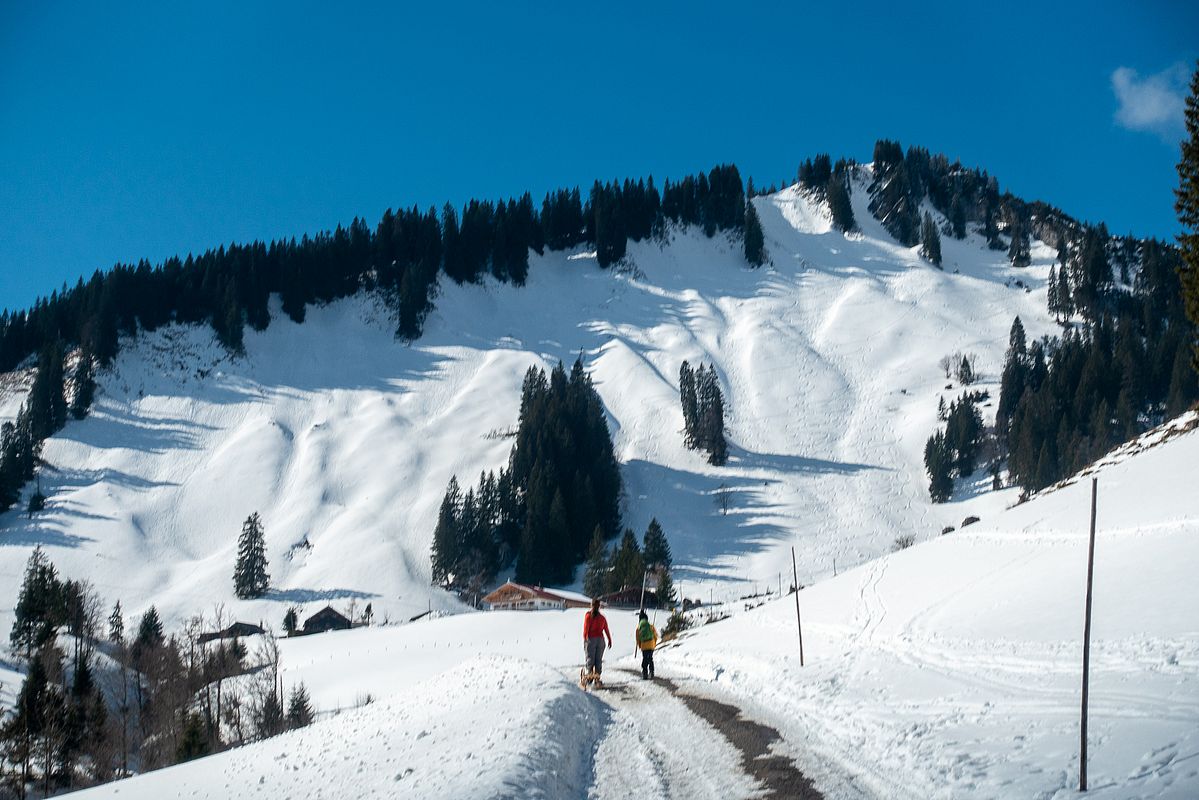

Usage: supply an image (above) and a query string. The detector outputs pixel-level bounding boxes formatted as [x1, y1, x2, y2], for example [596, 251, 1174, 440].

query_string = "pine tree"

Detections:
[286, 684, 313, 728]
[1176, 60, 1199, 372]
[743, 200, 766, 266]
[233, 512, 270, 599]
[923, 430, 954, 503]
[655, 567, 677, 607]
[827, 174, 856, 233]
[257, 689, 284, 739]
[1047, 265, 1060, 319]
[10, 546, 64, 656]
[108, 600, 123, 644]
[132, 605, 164, 664]
[921, 211, 942, 267]
[949, 191, 966, 239]
[27, 341, 68, 442]
[642, 518, 672, 569]
[283, 607, 298, 636]
[1008, 216, 1031, 268]
[608, 529, 644, 592]
[69, 349, 96, 420]
[430, 477, 462, 586]
[957, 355, 975, 385]
[177, 712, 210, 762]
[679, 362, 698, 447]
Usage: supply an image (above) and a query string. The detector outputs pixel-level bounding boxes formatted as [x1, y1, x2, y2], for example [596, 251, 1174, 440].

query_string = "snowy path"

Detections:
[581, 667, 833, 800]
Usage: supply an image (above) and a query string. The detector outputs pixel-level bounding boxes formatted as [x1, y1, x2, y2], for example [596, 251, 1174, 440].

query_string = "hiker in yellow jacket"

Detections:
[635, 610, 658, 680]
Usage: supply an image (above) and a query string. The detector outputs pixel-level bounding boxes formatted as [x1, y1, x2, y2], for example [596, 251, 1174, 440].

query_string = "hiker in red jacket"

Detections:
[583, 598, 613, 678]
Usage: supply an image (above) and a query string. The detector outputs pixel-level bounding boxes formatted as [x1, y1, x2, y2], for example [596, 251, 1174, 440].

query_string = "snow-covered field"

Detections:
[0, 174, 1056, 635]
[667, 411, 1199, 799]
[64, 413, 1199, 799]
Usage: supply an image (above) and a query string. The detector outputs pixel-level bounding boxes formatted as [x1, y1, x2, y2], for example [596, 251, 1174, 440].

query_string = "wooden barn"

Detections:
[301, 605, 352, 634]
[483, 581, 591, 611]
[600, 586, 660, 609]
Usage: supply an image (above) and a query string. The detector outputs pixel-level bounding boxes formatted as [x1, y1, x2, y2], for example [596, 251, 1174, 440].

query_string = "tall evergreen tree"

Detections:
[10, 546, 64, 656]
[286, 684, 314, 728]
[69, 349, 96, 420]
[27, 342, 68, 442]
[107, 600, 124, 643]
[1008, 216, 1032, 268]
[743, 200, 766, 266]
[641, 518, 672, 569]
[827, 174, 856, 233]
[679, 362, 698, 447]
[430, 477, 462, 586]
[948, 191, 967, 239]
[1177, 60, 1199, 372]
[233, 512, 270, 599]
[923, 430, 954, 503]
[608, 529, 644, 592]
[921, 211, 942, 267]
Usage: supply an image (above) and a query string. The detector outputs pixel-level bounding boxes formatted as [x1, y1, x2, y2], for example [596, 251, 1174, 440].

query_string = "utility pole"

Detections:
[1080, 477, 1098, 792]
[791, 547, 805, 667]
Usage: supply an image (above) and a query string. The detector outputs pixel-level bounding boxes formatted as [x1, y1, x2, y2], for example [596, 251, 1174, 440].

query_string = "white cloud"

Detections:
[1111, 64, 1189, 141]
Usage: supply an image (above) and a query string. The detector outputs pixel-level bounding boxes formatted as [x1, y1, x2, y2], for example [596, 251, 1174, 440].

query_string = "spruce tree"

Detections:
[608, 529, 644, 592]
[108, 600, 124, 643]
[655, 567, 677, 607]
[642, 518, 672, 568]
[744, 200, 766, 266]
[1008, 216, 1031, 268]
[286, 684, 314, 728]
[133, 605, 164, 663]
[258, 689, 284, 738]
[921, 211, 942, 267]
[27, 341, 67, 442]
[283, 607, 298, 636]
[827, 174, 856, 233]
[10, 546, 64, 656]
[949, 191, 966, 239]
[679, 362, 698, 448]
[430, 477, 462, 586]
[233, 512, 270, 599]
[177, 712, 210, 762]
[1176, 60, 1199, 371]
[69, 349, 96, 420]
[923, 430, 954, 503]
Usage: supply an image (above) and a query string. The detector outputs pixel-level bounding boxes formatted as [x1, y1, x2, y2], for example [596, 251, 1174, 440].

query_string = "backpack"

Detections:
[637, 620, 656, 647]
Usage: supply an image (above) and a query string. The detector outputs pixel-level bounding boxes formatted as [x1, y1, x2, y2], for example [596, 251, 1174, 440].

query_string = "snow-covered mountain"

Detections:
[0, 174, 1059, 639]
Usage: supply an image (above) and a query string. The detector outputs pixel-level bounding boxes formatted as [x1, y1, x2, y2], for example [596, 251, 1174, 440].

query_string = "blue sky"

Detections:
[1, 0, 1195, 310]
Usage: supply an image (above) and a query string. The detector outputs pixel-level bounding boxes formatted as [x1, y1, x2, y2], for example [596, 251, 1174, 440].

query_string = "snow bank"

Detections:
[71, 657, 603, 800]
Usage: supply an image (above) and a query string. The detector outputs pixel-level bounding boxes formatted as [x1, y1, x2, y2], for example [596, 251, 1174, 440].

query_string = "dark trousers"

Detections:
[640, 648, 654, 678]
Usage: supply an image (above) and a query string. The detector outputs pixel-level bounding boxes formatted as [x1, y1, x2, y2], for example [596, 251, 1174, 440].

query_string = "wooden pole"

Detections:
[791, 547, 805, 667]
[1080, 477, 1098, 792]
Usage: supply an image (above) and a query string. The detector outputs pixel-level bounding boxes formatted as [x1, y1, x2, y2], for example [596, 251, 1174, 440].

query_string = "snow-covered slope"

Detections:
[666, 410, 1199, 799]
[72, 657, 605, 800]
[0, 175, 1060, 634]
